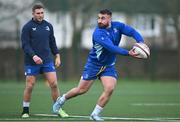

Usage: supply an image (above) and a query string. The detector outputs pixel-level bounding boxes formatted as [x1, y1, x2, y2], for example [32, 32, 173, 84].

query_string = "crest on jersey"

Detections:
[113, 28, 118, 33]
[45, 26, 50, 31]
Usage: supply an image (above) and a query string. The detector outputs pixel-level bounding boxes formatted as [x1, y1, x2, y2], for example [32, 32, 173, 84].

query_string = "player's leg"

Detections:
[22, 65, 40, 118]
[53, 78, 94, 113]
[44, 72, 59, 102]
[43, 62, 69, 117]
[98, 76, 117, 107]
[22, 75, 36, 118]
[42, 62, 60, 101]
[53, 62, 99, 113]
[66, 78, 94, 99]
[90, 76, 117, 121]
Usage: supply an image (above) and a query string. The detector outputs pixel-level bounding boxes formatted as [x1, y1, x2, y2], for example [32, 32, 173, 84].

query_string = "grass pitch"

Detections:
[0, 79, 180, 121]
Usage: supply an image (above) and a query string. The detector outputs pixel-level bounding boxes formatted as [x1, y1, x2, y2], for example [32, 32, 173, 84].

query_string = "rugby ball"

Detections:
[132, 43, 150, 59]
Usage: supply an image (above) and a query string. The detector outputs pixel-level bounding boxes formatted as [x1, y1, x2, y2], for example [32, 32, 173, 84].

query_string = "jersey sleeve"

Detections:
[118, 22, 144, 43]
[21, 25, 35, 57]
[93, 30, 129, 56]
[49, 24, 59, 55]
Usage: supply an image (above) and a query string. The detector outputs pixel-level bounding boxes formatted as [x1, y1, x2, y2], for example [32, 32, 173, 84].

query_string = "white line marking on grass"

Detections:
[35, 114, 90, 118]
[34, 114, 180, 121]
[132, 103, 180, 106]
[35, 114, 58, 117]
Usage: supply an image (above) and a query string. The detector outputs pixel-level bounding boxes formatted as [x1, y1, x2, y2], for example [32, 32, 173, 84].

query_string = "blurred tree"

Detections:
[0, 0, 34, 23]
[166, 0, 180, 79]
[0, 0, 35, 80]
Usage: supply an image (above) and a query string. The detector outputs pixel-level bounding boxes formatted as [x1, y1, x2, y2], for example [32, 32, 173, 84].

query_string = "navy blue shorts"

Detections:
[24, 62, 56, 76]
[82, 63, 118, 80]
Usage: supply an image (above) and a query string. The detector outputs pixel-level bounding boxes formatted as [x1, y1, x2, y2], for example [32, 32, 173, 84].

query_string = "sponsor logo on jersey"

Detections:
[32, 27, 36, 31]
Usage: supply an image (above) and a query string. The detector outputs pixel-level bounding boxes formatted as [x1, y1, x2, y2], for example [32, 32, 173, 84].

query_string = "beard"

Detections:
[37, 17, 43, 22]
[33, 17, 43, 23]
[98, 23, 109, 29]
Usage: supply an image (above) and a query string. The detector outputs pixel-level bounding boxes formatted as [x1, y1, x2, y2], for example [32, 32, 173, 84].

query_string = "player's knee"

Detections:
[49, 81, 58, 89]
[79, 89, 87, 94]
[105, 86, 115, 95]
[26, 77, 35, 89]
[26, 82, 34, 91]
[78, 87, 88, 95]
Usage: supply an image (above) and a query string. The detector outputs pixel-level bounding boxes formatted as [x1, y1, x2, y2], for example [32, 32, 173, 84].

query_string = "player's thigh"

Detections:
[44, 71, 57, 84]
[100, 76, 117, 91]
[77, 78, 94, 91]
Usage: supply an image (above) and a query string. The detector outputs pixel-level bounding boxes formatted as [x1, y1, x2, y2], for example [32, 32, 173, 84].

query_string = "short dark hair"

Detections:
[99, 9, 112, 16]
[32, 3, 44, 12]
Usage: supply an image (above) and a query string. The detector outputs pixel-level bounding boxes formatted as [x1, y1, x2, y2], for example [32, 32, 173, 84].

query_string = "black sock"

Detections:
[22, 107, 29, 114]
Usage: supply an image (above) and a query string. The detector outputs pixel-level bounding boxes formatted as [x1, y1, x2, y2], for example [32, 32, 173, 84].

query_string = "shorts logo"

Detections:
[27, 68, 31, 74]
[83, 74, 89, 79]
[25, 68, 31, 75]
[52, 66, 55, 70]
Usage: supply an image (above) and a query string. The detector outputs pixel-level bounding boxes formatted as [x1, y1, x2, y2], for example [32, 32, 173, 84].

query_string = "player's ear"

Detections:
[108, 16, 112, 23]
[108, 15, 112, 21]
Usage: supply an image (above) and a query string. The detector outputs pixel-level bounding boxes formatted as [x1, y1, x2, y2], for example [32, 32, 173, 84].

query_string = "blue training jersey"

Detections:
[21, 19, 59, 65]
[87, 21, 144, 66]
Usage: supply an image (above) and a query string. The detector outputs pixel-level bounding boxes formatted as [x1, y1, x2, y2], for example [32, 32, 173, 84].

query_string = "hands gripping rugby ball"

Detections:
[129, 43, 150, 59]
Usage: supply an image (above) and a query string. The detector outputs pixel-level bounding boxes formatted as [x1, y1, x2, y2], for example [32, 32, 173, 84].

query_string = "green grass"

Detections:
[0, 79, 180, 121]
